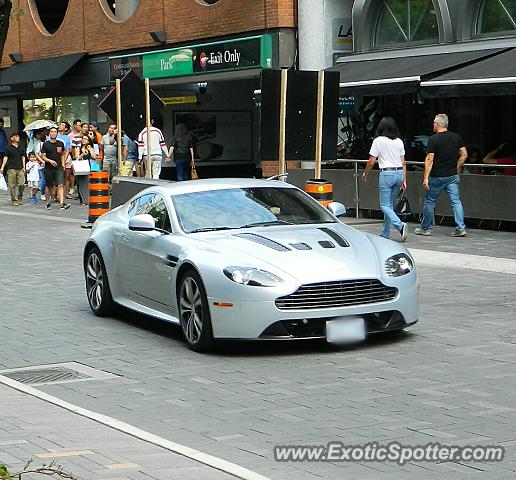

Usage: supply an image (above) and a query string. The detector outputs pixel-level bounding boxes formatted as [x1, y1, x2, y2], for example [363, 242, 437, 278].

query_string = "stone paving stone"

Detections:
[2, 207, 516, 479]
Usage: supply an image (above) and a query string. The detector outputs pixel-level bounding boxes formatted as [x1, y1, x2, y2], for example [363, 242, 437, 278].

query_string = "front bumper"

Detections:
[208, 280, 418, 339]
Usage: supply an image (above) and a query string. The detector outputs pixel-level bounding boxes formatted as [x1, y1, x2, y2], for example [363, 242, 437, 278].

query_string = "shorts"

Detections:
[44, 167, 65, 187]
[28, 180, 39, 188]
[65, 155, 73, 168]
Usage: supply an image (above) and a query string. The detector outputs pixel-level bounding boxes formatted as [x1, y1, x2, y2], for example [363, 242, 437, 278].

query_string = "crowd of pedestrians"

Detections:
[0, 118, 196, 210]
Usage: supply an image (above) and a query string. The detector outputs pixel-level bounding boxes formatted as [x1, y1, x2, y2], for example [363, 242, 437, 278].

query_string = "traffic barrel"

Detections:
[305, 179, 333, 208]
[88, 171, 110, 223]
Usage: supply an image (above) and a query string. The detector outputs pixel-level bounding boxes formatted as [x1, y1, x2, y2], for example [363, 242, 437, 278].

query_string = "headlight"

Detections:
[223, 267, 283, 287]
[385, 254, 413, 277]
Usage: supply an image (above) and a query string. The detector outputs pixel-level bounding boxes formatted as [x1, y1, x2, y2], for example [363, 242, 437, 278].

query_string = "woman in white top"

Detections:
[362, 116, 408, 241]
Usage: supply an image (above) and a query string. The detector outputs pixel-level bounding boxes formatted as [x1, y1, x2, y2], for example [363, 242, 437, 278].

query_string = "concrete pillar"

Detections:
[298, 0, 354, 70]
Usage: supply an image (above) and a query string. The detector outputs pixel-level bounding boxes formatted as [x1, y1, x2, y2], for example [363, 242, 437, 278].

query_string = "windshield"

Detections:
[172, 187, 337, 233]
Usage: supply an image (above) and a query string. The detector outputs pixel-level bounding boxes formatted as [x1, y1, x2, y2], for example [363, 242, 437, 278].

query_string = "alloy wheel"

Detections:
[179, 276, 204, 344]
[86, 252, 104, 311]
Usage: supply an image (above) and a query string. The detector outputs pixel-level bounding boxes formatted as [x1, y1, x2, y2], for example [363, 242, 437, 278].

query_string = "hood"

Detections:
[197, 223, 380, 284]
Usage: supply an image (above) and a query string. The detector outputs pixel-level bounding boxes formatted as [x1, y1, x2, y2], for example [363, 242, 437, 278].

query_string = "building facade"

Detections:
[0, 0, 297, 178]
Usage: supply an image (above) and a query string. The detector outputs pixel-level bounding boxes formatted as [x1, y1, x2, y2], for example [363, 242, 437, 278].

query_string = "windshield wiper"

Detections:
[240, 220, 294, 228]
[189, 226, 238, 233]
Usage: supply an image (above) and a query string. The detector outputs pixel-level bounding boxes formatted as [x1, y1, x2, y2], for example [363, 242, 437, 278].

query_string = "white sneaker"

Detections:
[41, 195, 46, 201]
[69, 188, 75, 195]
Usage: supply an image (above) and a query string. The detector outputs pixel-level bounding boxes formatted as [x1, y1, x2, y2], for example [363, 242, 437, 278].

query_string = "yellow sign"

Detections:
[161, 96, 197, 105]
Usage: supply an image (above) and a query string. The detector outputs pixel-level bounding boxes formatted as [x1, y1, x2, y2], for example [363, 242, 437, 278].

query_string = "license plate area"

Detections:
[326, 316, 366, 344]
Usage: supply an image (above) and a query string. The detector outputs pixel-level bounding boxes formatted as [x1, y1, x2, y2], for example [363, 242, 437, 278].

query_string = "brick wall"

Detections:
[1, 0, 297, 67]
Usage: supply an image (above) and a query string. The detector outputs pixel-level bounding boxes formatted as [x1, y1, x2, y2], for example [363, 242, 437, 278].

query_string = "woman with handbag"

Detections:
[362, 116, 408, 242]
[74, 135, 97, 206]
[168, 123, 195, 181]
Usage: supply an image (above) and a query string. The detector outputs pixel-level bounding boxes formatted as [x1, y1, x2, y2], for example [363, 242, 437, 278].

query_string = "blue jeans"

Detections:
[175, 159, 189, 181]
[379, 171, 404, 238]
[421, 175, 465, 231]
[38, 168, 46, 195]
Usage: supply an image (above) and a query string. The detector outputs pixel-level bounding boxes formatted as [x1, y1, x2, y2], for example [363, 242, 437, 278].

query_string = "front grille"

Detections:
[275, 279, 398, 310]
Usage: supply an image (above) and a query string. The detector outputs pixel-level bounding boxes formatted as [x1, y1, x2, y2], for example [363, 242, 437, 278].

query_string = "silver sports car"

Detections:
[84, 178, 418, 351]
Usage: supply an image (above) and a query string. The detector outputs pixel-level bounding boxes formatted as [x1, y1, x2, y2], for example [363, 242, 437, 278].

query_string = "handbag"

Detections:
[0, 173, 7, 191]
[394, 189, 412, 217]
[190, 164, 199, 180]
[72, 159, 91, 176]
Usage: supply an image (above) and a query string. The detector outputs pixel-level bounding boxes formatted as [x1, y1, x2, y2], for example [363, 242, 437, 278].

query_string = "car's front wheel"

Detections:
[85, 247, 115, 317]
[178, 269, 214, 352]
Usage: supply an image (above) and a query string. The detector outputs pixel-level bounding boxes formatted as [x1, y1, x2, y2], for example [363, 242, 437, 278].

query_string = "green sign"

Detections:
[142, 35, 272, 80]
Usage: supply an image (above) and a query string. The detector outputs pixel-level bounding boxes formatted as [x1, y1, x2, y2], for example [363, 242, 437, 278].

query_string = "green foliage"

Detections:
[0, 463, 12, 479]
[338, 98, 381, 160]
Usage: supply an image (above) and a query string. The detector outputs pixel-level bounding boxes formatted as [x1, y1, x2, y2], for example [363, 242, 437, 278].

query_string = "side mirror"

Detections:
[327, 202, 347, 217]
[129, 214, 156, 231]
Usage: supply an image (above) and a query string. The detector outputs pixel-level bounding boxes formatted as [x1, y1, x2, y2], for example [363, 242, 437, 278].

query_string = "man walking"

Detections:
[102, 123, 118, 182]
[415, 114, 468, 237]
[40, 127, 70, 210]
[137, 120, 169, 179]
[0, 132, 26, 206]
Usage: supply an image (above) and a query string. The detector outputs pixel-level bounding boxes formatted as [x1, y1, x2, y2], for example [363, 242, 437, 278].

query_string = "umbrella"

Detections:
[23, 119, 56, 132]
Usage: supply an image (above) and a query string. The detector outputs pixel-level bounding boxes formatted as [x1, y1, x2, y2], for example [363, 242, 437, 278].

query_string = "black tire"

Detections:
[178, 269, 214, 352]
[84, 247, 115, 317]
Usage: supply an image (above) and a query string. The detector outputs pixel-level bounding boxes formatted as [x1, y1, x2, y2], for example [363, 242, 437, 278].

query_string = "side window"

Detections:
[128, 193, 171, 232]
[143, 194, 172, 232]
[128, 193, 154, 218]
[152, 196, 172, 232]
[136, 194, 155, 215]
[128, 199, 138, 217]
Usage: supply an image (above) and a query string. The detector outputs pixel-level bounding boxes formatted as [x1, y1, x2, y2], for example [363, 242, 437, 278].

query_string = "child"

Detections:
[25, 151, 41, 205]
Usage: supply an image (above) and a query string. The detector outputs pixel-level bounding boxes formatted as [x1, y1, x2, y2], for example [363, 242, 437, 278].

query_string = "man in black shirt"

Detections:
[415, 114, 468, 237]
[40, 126, 70, 210]
[0, 132, 26, 206]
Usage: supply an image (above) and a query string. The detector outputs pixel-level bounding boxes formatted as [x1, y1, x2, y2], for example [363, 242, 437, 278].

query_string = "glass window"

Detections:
[54, 96, 89, 126]
[172, 187, 337, 234]
[478, 0, 516, 35]
[133, 194, 171, 231]
[134, 194, 155, 216]
[23, 98, 54, 125]
[102, 0, 140, 21]
[31, 0, 69, 34]
[374, 0, 439, 47]
[22, 96, 89, 127]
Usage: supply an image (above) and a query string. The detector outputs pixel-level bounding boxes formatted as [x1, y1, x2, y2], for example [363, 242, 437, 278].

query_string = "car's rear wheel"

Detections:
[178, 269, 214, 352]
[85, 247, 115, 317]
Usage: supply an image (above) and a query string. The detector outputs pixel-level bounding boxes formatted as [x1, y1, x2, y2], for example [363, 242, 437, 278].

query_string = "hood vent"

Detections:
[318, 240, 335, 249]
[234, 233, 291, 251]
[318, 227, 350, 247]
[290, 242, 312, 250]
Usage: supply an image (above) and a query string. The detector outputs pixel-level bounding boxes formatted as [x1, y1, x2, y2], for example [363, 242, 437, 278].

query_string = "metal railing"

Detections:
[322, 159, 516, 219]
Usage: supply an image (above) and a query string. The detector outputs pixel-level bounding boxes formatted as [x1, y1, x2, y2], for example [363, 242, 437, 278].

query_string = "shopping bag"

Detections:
[90, 161, 101, 172]
[190, 164, 199, 180]
[72, 159, 91, 176]
[0, 173, 7, 191]
[394, 189, 412, 217]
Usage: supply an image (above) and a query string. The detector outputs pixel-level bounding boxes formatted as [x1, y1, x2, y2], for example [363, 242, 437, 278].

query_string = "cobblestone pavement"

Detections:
[1, 196, 516, 480]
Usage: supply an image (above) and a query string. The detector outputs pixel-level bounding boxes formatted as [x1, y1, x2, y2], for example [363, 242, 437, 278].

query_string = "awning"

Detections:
[421, 48, 516, 97]
[330, 48, 506, 96]
[0, 52, 85, 87]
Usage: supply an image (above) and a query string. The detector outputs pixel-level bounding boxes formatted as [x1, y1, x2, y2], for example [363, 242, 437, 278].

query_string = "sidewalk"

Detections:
[0, 380, 263, 480]
[345, 216, 516, 259]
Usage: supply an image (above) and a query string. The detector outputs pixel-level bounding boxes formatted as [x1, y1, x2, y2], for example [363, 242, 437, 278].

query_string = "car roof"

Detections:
[147, 178, 297, 196]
